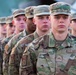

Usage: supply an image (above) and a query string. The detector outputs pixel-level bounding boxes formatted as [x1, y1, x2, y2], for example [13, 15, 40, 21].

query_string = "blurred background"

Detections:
[0, 0, 76, 17]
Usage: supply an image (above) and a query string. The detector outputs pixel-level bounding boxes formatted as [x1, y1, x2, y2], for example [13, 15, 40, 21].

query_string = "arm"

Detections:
[19, 46, 37, 75]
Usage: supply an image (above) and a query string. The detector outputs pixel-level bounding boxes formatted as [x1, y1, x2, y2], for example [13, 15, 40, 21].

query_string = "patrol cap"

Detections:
[25, 6, 36, 18]
[0, 17, 6, 25]
[71, 13, 76, 20]
[50, 2, 71, 15]
[12, 9, 25, 18]
[6, 16, 13, 24]
[34, 5, 50, 16]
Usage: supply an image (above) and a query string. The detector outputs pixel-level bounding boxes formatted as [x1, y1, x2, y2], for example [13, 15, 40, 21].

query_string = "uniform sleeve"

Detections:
[19, 46, 37, 75]
[0, 41, 3, 75]
[8, 46, 18, 75]
[3, 43, 12, 75]
[8, 39, 26, 75]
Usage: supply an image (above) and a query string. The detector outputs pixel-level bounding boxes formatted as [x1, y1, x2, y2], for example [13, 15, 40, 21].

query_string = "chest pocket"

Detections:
[36, 48, 76, 75]
[37, 48, 56, 75]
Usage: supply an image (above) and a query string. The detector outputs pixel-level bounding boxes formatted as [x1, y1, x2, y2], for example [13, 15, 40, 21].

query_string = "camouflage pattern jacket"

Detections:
[1, 34, 15, 75]
[0, 38, 4, 75]
[8, 31, 39, 75]
[20, 32, 76, 75]
[3, 30, 27, 75]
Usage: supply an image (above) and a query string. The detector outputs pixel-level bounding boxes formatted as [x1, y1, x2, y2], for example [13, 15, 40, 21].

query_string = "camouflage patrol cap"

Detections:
[34, 5, 50, 16]
[6, 16, 13, 24]
[71, 13, 76, 20]
[12, 9, 25, 18]
[25, 6, 36, 18]
[50, 2, 71, 15]
[0, 17, 6, 24]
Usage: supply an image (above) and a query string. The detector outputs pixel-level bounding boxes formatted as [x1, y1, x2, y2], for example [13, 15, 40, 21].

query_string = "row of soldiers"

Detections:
[0, 1, 76, 75]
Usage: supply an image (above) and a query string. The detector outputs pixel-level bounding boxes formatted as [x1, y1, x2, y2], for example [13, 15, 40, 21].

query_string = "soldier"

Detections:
[1, 16, 15, 75]
[6, 16, 15, 37]
[0, 17, 7, 75]
[0, 17, 7, 40]
[1, 16, 15, 49]
[20, 2, 76, 75]
[25, 6, 36, 34]
[8, 5, 51, 75]
[70, 13, 76, 41]
[3, 9, 27, 75]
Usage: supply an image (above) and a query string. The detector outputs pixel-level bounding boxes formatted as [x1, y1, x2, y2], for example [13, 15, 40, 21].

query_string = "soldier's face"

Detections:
[50, 14, 70, 33]
[0, 24, 7, 34]
[13, 15, 27, 32]
[70, 19, 76, 32]
[6, 23, 15, 35]
[34, 15, 51, 32]
[26, 18, 36, 32]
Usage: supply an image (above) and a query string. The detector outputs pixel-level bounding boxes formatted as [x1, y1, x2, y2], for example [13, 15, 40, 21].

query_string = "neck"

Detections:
[71, 30, 76, 37]
[7, 33, 11, 37]
[25, 28, 34, 34]
[14, 29, 22, 34]
[52, 30, 68, 41]
[0, 33, 6, 39]
[36, 29, 50, 37]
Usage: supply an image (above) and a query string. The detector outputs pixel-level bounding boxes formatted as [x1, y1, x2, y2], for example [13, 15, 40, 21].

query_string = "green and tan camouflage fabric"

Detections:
[2, 34, 15, 75]
[3, 30, 27, 75]
[8, 31, 39, 75]
[2, 34, 15, 50]
[0, 38, 4, 75]
[20, 32, 76, 75]
[50, 2, 71, 15]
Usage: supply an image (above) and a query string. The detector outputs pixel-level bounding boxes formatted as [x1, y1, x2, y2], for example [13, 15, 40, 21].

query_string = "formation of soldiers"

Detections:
[0, 1, 76, 75]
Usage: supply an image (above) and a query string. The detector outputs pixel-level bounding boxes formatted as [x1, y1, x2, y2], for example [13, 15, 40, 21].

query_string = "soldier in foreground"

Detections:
[20, 2, 76, 75]
[8, 5, 51, 75]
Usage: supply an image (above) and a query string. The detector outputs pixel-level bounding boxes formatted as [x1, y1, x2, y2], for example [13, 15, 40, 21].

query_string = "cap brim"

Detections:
[13, 13, 25, 18]
[71, 18, 76, 20]
[51, 12, 71, 16]
[27, 15, 34, 18]
[34, 12, 50, 16]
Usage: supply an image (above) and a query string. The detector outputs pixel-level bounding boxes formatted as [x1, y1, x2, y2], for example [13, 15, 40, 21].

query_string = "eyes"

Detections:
[16, 17, 26, 22]
[72, 19, 76, 23]
[9, 23, 14, 27]
[54, 15, 69, 19]
[37, 16, 50, 20]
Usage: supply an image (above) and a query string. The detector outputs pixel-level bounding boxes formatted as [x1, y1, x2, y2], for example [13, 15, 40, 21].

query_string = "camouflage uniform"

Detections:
[8, 31, 39, 75]
[0, 39, 3, 75]
[1, 16, 14, 55]
[19, 2, 76, 75]
[8, 5, 50, 75]
[3, 9, 26, 75]
[3, 30, 27, 75]
[20, 32, 76, 75]
[0, 17, 7, 75]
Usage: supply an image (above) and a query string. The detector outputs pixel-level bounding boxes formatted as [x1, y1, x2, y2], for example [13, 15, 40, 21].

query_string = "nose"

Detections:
[43, 18, 49, 23]
[59, 17, 64, 23]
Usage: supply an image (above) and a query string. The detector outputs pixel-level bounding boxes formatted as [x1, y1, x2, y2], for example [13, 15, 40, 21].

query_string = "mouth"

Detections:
[43, 25, 49, 27]
[58, 25, 65, 28]
[20, 25, 25, 28]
